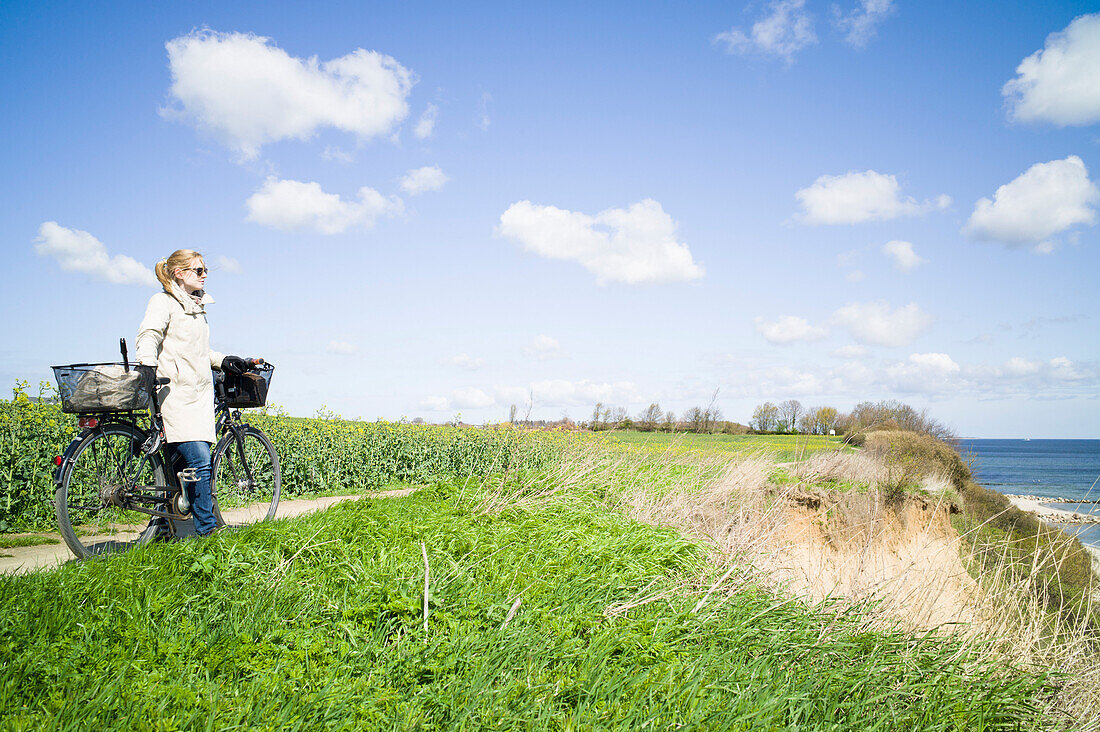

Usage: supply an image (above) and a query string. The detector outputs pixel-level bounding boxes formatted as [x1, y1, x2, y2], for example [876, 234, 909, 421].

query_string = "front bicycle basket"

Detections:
[223, 363, 274, 408]
[52, 363, 151, 414]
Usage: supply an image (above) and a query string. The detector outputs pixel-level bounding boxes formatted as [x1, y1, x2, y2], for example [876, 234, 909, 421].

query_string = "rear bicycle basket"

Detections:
[223, 363, 274, 408]
[52, 363, 151, 414]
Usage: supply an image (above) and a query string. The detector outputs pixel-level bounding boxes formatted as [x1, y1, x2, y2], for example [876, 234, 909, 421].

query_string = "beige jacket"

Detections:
[136, 282, 225, 444]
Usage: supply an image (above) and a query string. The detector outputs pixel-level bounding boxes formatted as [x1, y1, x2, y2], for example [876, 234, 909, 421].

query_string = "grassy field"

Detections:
[603, 431, 847, 462]
[0, 479, 1051, 730]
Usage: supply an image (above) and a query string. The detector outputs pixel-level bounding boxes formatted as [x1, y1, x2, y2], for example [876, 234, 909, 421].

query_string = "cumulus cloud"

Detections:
[33, 222, 157, 287]
[523, 335, 565, 361]
[831, 345, 867, 359]
[498, 199, 704, 285]
[884, 352, 961, 393]
[245, 177, 402, 234]
[445, 353, 484, 370]
[523, 379, 640, 407]
[831, 301, 933, 347]
[964, 156, 1098, 249]
[414, 103, 438, 139]
[214, 255, 241, 273]
[714, 0, 816, 63]
[832, 0, 894, 47]
[452, 387, 495, 409]
[1003, 14, 1100, 126]
[882, 240, 924, 271]
[418, 395, 451, 412]
[326, 340, 357, 354]
[754, 315, 828, 344]
[796, 170, 950, 224]
[163, 29, 414, 159]
[399, 165, 448, 195]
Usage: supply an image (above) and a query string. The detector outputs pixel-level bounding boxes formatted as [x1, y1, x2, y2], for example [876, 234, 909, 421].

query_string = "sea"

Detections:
[959, 439, 1100, 548]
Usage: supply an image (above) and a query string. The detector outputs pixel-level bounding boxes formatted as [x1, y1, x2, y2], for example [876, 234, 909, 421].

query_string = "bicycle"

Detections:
[51, 353, 280, 558]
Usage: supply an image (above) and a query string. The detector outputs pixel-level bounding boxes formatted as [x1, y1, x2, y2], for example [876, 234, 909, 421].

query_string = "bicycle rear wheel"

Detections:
[56, 423, 166, 558]
[211, 425, 280, 526]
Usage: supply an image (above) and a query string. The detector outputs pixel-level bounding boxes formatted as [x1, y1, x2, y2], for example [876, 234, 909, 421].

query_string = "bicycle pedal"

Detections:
[178, 467, 198, 483]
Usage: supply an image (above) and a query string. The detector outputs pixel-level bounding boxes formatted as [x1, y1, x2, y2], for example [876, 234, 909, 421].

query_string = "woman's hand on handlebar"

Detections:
[221, 355, 249, 375]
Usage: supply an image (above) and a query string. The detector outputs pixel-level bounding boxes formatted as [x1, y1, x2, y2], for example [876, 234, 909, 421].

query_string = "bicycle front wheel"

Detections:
[211, 426, 280, 526]
[56, 423, 166, 558]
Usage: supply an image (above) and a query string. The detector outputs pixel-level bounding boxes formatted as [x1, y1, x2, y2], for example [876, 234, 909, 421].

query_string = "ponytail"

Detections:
[156, 249, 203, 294]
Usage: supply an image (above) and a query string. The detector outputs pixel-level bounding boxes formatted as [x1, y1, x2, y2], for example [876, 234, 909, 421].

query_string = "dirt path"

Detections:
[0, 488, 417, 576]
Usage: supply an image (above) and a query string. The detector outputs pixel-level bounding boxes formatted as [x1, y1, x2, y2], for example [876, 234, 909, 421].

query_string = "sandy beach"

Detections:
[1004, 494, 1100, 569]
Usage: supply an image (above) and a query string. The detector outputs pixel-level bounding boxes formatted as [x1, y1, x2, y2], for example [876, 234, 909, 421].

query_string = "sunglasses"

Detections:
[183, 267, 209, 276]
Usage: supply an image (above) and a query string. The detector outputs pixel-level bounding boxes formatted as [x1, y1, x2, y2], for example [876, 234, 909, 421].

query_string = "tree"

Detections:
[683, 406, 706, 433]
[591, 402, 604, 430]
[610, 406, 628, 427]
[750, 402, 779, 432]
[815, 406, 838, 435]
[778, 399, 803, 433]
[638, 402, 662, 431]
[508, 404, 517, 424]
[662, 410, 676, 432]
[803, 406, 839, 435]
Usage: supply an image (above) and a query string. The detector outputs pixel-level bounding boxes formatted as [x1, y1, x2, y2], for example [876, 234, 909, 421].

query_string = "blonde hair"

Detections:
[155, 249, 204, 293]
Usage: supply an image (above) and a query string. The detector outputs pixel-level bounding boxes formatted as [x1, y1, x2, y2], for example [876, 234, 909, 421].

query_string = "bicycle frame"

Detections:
[54, 371, 256, 524]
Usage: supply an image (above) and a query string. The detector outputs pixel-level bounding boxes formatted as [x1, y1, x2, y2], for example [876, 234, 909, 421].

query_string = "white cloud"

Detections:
[796, 170, 950, 224]
[498, 199, 704, 285]
[478, 92, 492, 130]
[414, 103, 438, 139]
[833, 0, 894, 47]
[882, 240, 924, 271]
[419, 396, 451, 412]
[831, 301, 933, 347]
[215, 255, 241, 273]
[326, 340, 357, 354]
[714, 0, 816, 63]
[1002, 357, 1042, 377]
[1003, 14, 1100, 126]
[525, 379, 640, 407]
[964, 156, 1098, 248]
[452, 387, 495, 409]
[831, 345, 867, 359]
[523, 335, 565, 361]
[845, 270, 866, 282]
[445, 353, 484, 370]
[754, 315, 828, 344]
[885, 353, 961, 393]
[245, 177, 402, 234]
[33, 222, 157, 287]
[322, 146, 354, 163]
[163, 29, 414, 159]
[399, 165, 448, 195]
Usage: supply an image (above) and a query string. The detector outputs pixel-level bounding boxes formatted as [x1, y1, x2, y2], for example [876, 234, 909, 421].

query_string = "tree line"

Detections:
[580, 398, 952, 439]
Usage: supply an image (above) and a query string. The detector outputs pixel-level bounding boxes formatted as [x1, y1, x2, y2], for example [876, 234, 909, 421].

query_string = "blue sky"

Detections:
[2, 0, 1099, 437]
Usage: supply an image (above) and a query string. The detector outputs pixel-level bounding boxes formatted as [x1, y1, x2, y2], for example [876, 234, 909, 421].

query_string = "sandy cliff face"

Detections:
[762, 489, 976, 629]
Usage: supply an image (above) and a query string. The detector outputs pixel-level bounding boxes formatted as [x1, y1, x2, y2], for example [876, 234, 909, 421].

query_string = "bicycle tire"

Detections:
[211, 425, 280, 526]
[56, 422, 167, 558]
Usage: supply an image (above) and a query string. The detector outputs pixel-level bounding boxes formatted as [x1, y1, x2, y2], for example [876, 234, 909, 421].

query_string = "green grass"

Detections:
[605, 431, 848, 462]
[0, 481, 1052, 730]
[0, 535, 59, 549]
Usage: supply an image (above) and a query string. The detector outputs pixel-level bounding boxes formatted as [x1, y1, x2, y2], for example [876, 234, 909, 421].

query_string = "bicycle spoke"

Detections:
[56, 423, 166, 557]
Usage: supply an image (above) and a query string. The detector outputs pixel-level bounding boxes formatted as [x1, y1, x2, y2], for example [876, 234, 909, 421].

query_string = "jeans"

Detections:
[173, 441, 216, 535]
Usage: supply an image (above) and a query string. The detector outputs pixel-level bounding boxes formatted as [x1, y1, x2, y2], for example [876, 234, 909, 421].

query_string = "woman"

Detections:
[135, 249, 249, 537]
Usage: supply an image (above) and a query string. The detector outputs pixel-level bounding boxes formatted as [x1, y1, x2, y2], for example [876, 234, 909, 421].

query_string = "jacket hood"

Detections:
[168, 281, 215, 314]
